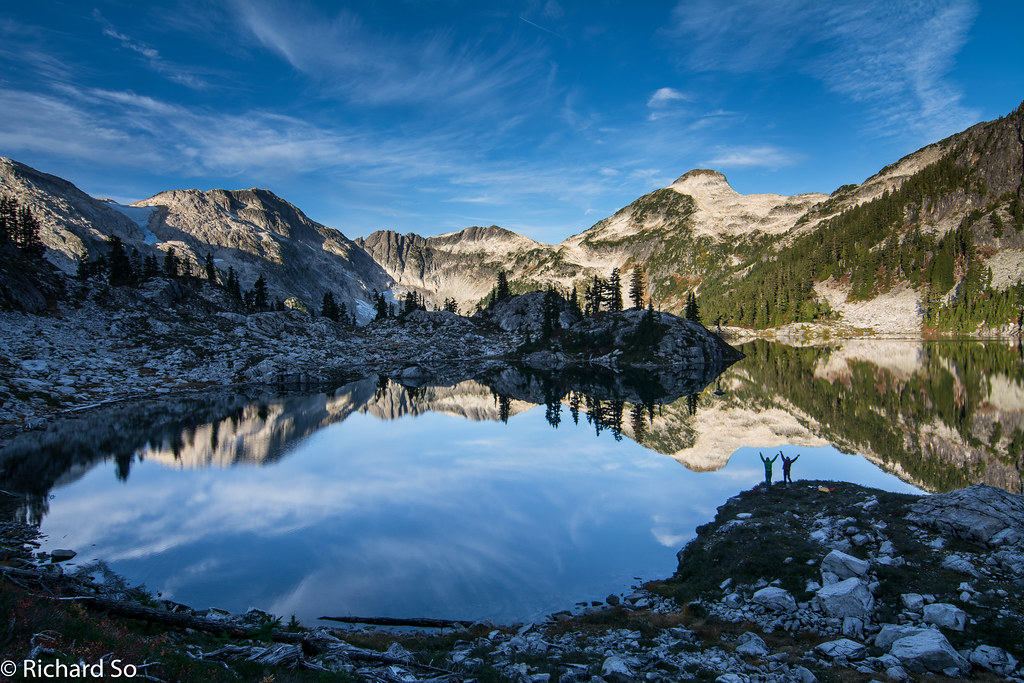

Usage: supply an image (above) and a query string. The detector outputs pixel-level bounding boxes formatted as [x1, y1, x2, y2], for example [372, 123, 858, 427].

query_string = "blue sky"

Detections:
[1, 1, 1021, 244]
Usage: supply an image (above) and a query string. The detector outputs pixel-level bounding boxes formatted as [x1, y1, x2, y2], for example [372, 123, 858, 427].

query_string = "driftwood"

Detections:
[87, 595, 313, 644]
[1, 564, 465, 679]
[319, 615, 474, 629]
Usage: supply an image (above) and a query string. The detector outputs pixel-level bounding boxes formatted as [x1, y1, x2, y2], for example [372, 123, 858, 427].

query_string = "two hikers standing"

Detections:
[759, 451, 799, 487]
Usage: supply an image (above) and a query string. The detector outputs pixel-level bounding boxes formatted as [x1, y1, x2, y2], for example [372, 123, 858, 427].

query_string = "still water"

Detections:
[3, 340, 1021, 625]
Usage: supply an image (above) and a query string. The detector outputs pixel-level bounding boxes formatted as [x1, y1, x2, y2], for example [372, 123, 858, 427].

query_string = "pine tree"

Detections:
[588, 275, 603, 315]
[402, 290, 417, 316]
[569, 286, 582, 317]
[607, 268, 623, 312]
[106, 235, 133, 286]
[0, 195, 14, 243]
[541, 284, 560, 339]
[373, 290, 388, 321]
[629, 266, 647, 310]
[76, 251, 93, 280]
[225, 266, 242, 301]
[252, 275, 269, 310]
[204, 252, 217, 283]
[495, 271, 511, 301]
[15, 205, 44, 256]
[162, 248, 179, 278]
[143, 254, 159, 280]
[685, 291, 701, 323]
[321, 291, 340, 321]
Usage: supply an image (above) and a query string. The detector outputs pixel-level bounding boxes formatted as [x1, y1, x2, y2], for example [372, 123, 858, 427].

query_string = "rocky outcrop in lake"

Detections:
[4, 481, 1021, 681]
[658, 482, 1024, 680]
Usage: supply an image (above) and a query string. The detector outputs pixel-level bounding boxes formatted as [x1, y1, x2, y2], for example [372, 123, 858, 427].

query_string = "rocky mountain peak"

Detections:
[672, 168, 731, 188]
[0, 157, 150, 272]
[668, 167, 828, 239]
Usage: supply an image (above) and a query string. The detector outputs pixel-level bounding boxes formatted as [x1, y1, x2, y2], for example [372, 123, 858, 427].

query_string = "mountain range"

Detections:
[2, 100, 1021, 331]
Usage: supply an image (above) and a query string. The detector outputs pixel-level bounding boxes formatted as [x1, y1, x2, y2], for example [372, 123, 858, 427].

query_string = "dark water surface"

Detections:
[2, 340, 1020, 625]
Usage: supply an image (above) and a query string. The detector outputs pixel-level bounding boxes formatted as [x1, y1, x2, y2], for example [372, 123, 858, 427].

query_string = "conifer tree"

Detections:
[105, 235, 133, 286]
[607, 268, 623, 312]
[225, 266, 242, 301]
[142, 254, 159, 280]
[76, 251, 93, 280]
[204, 252, 217, 283]
[629, 266, 647, 310]
[162, 248, 179, 278]
[0, 195, 14, 243]
[495, 270, 511, 301]
[402, 290, 417, 316]
[685, 291, 701, 323]
[541, 284, 560, 339]
[588, 275, 603, 315]
[252, 274, 269, 310]
[321, 291, 340, 321]
[569, 286, 582, 317]
[373, 290, 388, 321]
[15, 205, 44, 256]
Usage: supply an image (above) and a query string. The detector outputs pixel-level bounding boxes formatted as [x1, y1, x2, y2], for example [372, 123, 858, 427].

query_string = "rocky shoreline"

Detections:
[3, 481, 1022, 682]
[0, 277, 740, 435]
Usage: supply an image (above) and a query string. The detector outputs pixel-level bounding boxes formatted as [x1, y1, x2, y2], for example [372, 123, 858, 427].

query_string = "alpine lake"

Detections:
[2, 339, 1022, 627]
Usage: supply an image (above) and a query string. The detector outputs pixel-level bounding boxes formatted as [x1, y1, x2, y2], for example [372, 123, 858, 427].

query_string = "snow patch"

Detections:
[107, 203, 160, 244]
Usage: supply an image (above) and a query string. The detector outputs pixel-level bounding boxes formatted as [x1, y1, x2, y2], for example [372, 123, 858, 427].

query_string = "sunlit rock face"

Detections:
[0, 159, 392, 320]
[134, 188, 392, 320]
[0, 156, 148, 272]
[668, 169, 828, 239]
[356, 226, 547, 314]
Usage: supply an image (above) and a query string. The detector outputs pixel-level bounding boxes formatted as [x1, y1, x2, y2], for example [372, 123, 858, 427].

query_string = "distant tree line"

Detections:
[0, 194, 45, 256]
[699, 144, 1024, 331]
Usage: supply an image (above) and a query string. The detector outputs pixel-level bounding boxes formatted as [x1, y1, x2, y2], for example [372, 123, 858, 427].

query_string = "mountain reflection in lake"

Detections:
[1, 340, 1020, 624]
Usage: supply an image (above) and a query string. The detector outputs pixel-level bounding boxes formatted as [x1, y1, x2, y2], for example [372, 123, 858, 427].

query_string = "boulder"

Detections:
[815, 638, 866, 660]
[889, 629, 970, 676]
[792, 666, 817, 683]
[969, 645, 1019, 676]
[885, 665, 910, 682]
[816, 577, 874, 619]
[751, 586, 797, 613]
[940, 553, 979, 577]
[821, 549, 870, 579]
[995, 548, 1024, 577]
[842, 616, 864, 640]
[49, 549, 77, 563]
[600, 655, 634, 683]
[923, 603, 966, 631]
[736, 631, 770, 657]
[900, 593, 924, 611]
[905, 484, 1024, 547]
[875, 624, 927, 652]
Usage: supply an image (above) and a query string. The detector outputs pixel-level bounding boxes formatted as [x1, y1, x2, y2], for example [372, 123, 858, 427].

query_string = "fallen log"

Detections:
[319, 615, 474, 629]
[86, 596, 308, 643]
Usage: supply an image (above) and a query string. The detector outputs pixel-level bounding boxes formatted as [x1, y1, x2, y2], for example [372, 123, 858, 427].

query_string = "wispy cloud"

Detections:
[230, 1, 548, 114]
[647, 87, 689, 109]
[519, 16, 567, 40]
[0, 80, 642, 239]
[665, 0, 819, 74]
[94, 10, 209, 90]
[666, 0, 981, 142]
[701, 146, 800, 169]
[816, 1, 980, 139]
